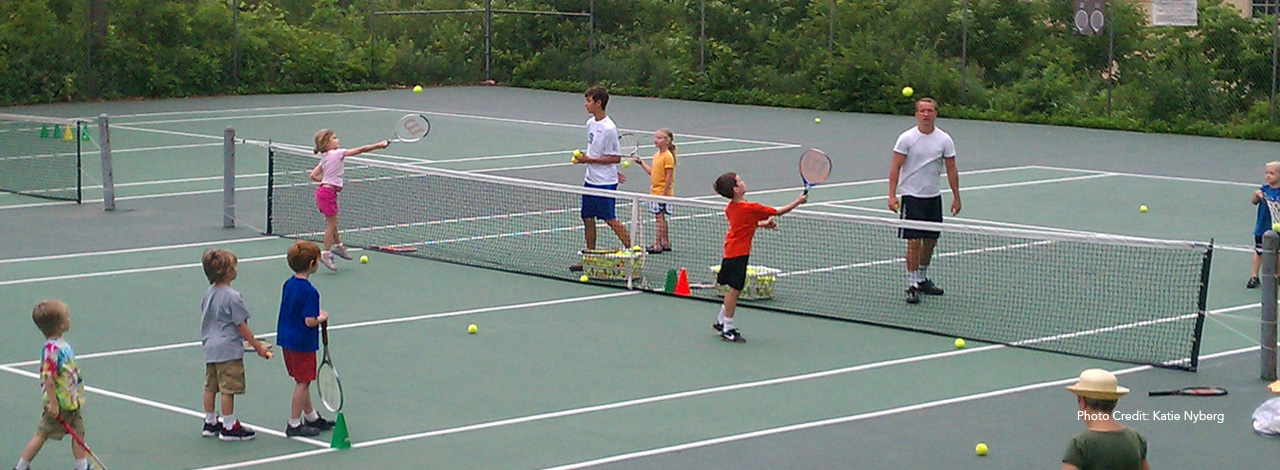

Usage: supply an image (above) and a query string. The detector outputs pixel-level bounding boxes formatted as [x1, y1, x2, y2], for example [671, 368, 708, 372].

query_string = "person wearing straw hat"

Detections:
[1063, 369, 1150, 470]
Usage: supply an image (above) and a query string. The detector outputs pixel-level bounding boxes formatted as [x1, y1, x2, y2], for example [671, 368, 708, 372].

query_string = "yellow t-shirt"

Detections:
[648, 150, 675, 196]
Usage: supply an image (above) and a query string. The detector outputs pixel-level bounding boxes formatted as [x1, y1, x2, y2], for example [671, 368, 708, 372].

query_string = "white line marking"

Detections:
[688, 165, 1045, 200]
[473, 144, 801, 173]
[0, 236, 275, 264]
[102, 104, 348, 120]
[1030, 165, 1257, 187]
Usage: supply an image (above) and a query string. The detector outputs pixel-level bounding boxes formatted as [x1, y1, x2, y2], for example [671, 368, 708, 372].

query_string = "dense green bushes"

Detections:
[2, 0, 1277, 139]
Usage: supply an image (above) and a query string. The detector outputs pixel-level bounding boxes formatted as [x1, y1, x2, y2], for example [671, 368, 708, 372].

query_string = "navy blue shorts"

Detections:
[899, 195, 942, 240]
[581, 183, 618, 220]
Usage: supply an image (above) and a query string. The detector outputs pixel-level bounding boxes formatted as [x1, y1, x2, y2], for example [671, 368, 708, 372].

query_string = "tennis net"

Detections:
[0, 113, 86, 202]
[265, 145, 1212, 370]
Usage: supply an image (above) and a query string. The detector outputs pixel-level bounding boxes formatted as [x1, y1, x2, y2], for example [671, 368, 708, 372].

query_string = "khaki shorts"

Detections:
[205, 359, 246, 395]
[37, 407, 84, 440]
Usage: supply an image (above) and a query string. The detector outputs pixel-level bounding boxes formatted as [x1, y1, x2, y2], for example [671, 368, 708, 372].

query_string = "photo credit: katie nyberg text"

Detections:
[1078, 410, 1225, 424]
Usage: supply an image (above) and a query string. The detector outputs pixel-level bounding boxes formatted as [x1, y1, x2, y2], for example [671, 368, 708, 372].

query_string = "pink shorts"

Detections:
[315, 185, 341, 217]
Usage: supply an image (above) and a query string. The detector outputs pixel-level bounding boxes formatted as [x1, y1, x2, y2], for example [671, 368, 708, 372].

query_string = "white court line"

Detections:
[189, 302, 1247, 470]
[0, 364, 330, 448]
[107, 142, 226, 154]
[812, 173, 1116, 207]
[121, 108, 381, 127]
[473, 144, 801, 173]
[0, 252, 284, 287]
[416, 137, 730, 165]
[688, 165, 1044, 200]
[1031, 165, 1258, 188]
[96, 104, 348, 120]
[0, 236, 275, 264]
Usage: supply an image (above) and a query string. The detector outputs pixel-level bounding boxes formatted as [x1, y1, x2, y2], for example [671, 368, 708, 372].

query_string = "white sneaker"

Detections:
[320, 252, 337, 271]
[332, 244, 352, 260]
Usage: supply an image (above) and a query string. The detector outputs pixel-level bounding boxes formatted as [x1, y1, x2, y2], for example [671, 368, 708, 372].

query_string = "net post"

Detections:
[1263, 232, 1279, 381]
[627, 195, 641, 289]
[1190, 240, 1212, 370]
[98, 114, 114, 210]
[223, 127, 236, 228]
[266, 146, 275, 235]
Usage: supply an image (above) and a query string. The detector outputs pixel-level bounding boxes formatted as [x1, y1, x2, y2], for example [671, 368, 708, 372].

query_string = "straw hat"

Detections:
[1066, 369, 1130, 400]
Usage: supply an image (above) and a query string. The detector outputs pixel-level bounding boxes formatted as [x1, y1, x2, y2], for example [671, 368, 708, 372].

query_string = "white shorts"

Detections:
[649, 202, 670, 215]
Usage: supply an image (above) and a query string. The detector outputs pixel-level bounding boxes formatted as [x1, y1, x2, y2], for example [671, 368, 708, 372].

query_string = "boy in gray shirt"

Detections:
[201, 249, 272, 441]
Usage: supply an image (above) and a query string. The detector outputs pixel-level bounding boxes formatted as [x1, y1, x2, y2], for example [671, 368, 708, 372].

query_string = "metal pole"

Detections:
[961, 0, 968, 100]
[232, 0, 239, 87]
[589, 0, 595, 83]
[699, 0, 706, 72]
[98, 114, 114, 211]
[828, 0, 834, 53]
[1263, 231, 1278, 380]
[369, 0, 375, 73]
[1271, 6, 1277, 123]
[224, 127, 236, 228]
[485, 0, 492, 81]
[1106, 0, 1114, 116]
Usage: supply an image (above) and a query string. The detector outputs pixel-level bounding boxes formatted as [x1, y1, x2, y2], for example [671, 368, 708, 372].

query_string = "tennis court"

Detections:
[1, 87, 1277, 469]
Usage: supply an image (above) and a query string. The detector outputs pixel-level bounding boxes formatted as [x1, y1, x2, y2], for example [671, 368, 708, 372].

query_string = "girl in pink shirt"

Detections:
[309, 129, 389, 270]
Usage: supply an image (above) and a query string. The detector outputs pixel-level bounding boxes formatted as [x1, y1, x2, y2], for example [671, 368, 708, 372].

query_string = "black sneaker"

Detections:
[286, 423, 320, 437]
[306, 415, 335, 431]
[202, 419, 221, 437]
[720, 328, 746, 343]
[917, 279, 944, 295]
[219, 421, 256, 441]
[1248, 276, 1261, 289]
[905, 286, 921, 304]
[569, 263, 583, 272]
[712, 322, 723, 332]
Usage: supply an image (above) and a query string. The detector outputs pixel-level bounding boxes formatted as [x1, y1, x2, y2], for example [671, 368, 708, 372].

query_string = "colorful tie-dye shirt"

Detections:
[41, 338, 83, 411]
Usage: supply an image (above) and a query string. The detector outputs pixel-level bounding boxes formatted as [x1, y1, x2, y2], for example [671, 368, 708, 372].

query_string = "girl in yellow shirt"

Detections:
[632, 129, 676, 253]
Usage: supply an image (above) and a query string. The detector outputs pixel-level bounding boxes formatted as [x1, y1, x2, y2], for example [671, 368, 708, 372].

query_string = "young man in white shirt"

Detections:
[887, 98, 960, 304]
[570, 86, 632, 272]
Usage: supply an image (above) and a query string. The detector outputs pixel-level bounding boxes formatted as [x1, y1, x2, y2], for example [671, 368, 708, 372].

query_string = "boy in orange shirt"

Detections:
[711, 172, 806, 342]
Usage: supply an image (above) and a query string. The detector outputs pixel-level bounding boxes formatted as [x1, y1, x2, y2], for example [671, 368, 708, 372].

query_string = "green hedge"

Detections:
[2, 0, 1278, 140]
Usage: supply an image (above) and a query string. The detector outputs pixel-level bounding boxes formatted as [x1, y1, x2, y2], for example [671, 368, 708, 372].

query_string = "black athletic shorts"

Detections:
[717, 255, 750, 291]
[899, 195, 942, 240]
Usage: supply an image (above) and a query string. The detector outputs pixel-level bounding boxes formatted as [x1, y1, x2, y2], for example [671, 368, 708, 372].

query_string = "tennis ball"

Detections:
[975, 443, 988, 456]
[468, 324, 478, 334]
[1272, 222, 1280, 232]
[633, 245, 643, 251]
[814, 117, 821, 124]
[579, 275, 589, 282]
[1140, 205, 1148, 213]
[954, 338, 966, 349]
[622, 160, 631, 168]
[360, 255, 369, 264]
[574, 149, 583, 157]
[902, 86, 914, 97]
[413, 85, 423, 93]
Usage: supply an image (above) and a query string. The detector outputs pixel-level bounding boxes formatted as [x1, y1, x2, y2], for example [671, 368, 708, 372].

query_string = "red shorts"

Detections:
[315, 185, 341, 217]
[283, 349, 317, 383]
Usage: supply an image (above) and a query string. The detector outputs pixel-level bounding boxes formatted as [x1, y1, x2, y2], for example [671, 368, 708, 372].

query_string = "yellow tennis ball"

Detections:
[622, 160, 631, 168]
[360, 255, 369, 264]
[413, 85, 423, 93]
[954, 338, 966, 349]
[902, 86, 914, 97]
[579, 275, 589, 282]
[1272, 222, 1280, 232]
[1139, 205, 1148, 213]
[468, 324, 478, 334]
[574, 149, 583, 157]
[633, 245, 643, 251]
[814, 117, 821, 123]
[975, 443, 988, 456]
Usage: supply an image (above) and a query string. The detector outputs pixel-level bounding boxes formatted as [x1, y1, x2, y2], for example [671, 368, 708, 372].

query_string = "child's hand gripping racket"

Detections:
[317, 321, 344, 413]
[57, 416, 107, 470]
[799, 148, 832, 195]
[388, 113, 430, 145]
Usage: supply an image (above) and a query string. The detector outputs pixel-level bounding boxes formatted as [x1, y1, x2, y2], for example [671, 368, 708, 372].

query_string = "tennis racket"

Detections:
[799, 148, 832, 194]
[316, 321, 344, 413]
[618, 132, 639, 159]
[57, 416, 106, 470]
[1148, 387, 1228, 396]
[389, 113, 430, 144]
[242, 338, 273, 352]
[368, 244, 417, 253]
[1265, 194, 1280, 230]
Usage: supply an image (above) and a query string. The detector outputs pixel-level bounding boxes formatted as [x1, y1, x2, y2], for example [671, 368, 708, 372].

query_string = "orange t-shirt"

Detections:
[723, 201, 777, 258]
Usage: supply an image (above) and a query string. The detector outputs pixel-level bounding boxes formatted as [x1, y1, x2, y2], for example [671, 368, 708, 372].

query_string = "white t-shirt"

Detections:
[892, 127, 956, 198]
[317, 149, 345, 187]
[584, 116, 620, 185]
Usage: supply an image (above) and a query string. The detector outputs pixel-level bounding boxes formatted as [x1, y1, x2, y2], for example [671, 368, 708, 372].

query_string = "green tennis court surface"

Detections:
[1, 87, 1275, 469]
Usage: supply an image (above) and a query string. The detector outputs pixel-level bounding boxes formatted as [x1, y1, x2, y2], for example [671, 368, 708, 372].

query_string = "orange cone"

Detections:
[675, 268, 691, 297]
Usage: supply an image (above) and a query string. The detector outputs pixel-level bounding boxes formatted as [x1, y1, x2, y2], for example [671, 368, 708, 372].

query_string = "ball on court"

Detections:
[579, 275, 589, 282]
[814, 117, 821, 123]
[413, 85, 423, 93]
[902, 86, 914, 97]
[954, 338, 966, 349]
[468, 324, 478, 334]
[1139, 205, 1148, 213]
[622, 160, 631, 168]
[360, 255, 369, 264]
[975, 443, 989, 456]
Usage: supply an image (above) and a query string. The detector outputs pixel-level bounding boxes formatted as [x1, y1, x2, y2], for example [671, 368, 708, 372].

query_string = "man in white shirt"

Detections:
[570, 86, 632, 272]
[887, 98, 960, 304]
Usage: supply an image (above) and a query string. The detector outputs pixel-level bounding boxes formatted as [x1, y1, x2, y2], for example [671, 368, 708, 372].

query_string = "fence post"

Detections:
[98, 114, 114, 211]
[1262, 230, 1278, 381]
[224, 127, 235, 228]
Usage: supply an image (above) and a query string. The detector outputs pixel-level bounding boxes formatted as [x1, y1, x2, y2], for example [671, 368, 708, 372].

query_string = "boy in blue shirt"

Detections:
[1249, 161, 1280, 288]
[277, 240, 335, 437]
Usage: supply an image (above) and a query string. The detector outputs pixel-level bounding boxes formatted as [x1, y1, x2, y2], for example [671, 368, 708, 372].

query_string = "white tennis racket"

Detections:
[618, 133, 638, 158]
[1266, 194, 1280, 229]
[389, 113, 430, 144]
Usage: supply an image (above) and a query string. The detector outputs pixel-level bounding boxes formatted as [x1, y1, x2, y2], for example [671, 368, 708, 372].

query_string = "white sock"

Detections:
[919, 265, 929, 280]
[205, 412, 218, 424]
[717, 305, 727, 324]
[288, 417, 302, 427]
[222, 415, 236, 430]
[906, 270, 919, 286]
[305, 410, 320, 422]
[16, 459, 31, 470]
[75, 458, 88, 470]
[722, 317, 734, 332]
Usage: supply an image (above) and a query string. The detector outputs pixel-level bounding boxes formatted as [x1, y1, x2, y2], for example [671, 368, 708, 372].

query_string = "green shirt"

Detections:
[1063, 428, 1147, 470]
